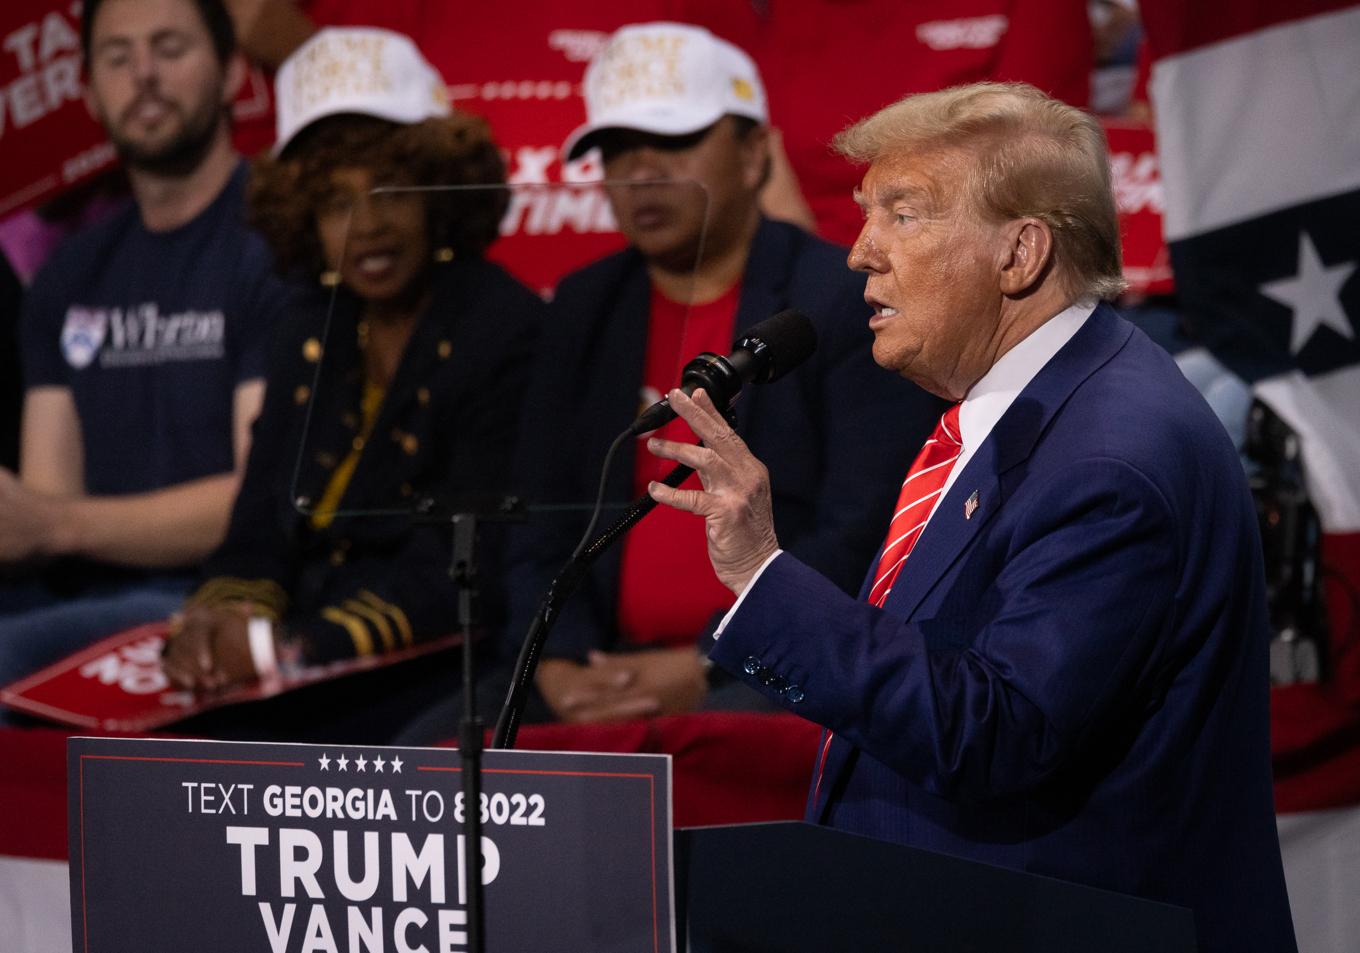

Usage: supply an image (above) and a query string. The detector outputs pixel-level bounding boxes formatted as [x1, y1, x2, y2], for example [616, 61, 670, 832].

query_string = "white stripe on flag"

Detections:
[1151, 5, 1360, 241]
[1255, 365, 1360, 532]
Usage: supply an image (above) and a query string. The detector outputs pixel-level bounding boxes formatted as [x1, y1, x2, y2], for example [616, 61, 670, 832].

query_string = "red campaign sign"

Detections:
[0, 2, 102, 217]
[0, 0, 274, 219]
[0, 621, 460, 733]
[1103, 118, 1174, 296]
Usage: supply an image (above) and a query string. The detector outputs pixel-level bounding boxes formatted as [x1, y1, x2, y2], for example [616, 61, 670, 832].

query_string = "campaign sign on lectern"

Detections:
[68, 737, 673, 953]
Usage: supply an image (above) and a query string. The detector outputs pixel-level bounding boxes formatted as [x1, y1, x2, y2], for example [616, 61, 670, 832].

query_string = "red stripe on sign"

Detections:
[1141, 0, 1359, 61]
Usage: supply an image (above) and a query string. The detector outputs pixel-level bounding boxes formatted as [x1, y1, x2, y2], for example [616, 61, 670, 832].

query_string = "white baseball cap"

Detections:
[562, 22, 768, 162]
[272, 27, 451, 156]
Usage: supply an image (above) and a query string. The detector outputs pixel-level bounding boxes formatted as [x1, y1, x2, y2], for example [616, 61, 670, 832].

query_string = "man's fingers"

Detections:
[646, 435, 716, 471]
[667, 389, 742, 450]
[648, 481, 709, 513]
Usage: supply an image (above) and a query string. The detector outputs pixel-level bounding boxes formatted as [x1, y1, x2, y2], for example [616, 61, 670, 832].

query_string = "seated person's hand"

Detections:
[161, 605, 258, 692]
[534, 648, 707, 723]
[535, 656, 653, 723]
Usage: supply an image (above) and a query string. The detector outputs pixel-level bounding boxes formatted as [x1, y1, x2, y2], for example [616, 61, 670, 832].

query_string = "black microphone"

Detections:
[627, 309, 817, 436]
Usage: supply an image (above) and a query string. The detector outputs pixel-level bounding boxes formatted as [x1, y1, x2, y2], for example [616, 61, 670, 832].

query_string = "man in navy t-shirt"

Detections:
[0, 0, 288, 686]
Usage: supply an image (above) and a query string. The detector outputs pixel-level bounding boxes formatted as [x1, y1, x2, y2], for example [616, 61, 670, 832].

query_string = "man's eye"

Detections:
[155, 35, 189, 58]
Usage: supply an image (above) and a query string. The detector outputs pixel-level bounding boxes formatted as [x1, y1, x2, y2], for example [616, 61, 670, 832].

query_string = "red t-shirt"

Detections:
[615, 284, 741, 647]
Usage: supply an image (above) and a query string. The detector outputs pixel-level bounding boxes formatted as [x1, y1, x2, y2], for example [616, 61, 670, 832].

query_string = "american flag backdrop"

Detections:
[1140, 1, 1360, 812]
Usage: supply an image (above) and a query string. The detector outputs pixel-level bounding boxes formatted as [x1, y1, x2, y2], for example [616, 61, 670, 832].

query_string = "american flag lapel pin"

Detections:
[964, 489, 980, 520]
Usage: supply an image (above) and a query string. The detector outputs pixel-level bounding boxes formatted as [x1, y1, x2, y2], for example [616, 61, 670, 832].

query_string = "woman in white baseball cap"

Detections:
[161, 29, 542, 718]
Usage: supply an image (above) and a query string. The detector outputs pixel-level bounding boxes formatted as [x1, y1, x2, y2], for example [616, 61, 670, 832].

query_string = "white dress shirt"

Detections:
[716, 299, 1096, 635]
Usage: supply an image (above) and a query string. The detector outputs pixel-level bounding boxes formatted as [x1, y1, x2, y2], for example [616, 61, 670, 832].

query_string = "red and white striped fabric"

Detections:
[867, 404, 964, 607]
[814, 404, 963, 804]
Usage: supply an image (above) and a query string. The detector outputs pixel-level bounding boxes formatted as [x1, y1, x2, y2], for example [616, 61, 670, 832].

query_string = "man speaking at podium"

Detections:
[647, 83, 1297, 953]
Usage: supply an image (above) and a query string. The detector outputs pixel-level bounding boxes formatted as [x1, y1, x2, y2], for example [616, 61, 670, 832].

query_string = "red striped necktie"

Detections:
[867, 403, 963, 607]
[812, 403, 962, 807]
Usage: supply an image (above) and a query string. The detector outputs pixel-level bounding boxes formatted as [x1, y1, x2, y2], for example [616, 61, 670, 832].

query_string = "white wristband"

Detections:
[247, 616, 279, 679]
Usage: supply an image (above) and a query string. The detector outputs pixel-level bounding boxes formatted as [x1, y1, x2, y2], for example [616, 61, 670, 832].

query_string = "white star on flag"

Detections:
[1260, 231, 1356, 354]
[318, 753, 330, 771]
[374, 756, 386, 773]
[355, 755, 368, 772]
[337, 754, 349, 771]
[391, 756, 404, 774]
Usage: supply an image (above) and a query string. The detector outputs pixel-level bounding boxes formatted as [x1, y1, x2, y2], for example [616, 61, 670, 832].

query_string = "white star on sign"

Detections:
[318, 753, 331, 771]
[1260, 231, 1356, 354]
[355, 755, 368, 772]
[390, 756, 404, 774]
[337, 754, 349, 771]
[373, 756, 386, 773]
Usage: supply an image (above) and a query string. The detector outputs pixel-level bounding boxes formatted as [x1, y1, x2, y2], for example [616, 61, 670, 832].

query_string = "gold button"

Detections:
[437, 340, 452, 359]
[400, 482, 414, 497]
[352, 436, 366, 452]
[417, 387, 431, 405]
[315, 451, 337, 468]
[294, 385, 310, 405]
[402, 434, 419, 455]
[341, 412, 358, 429]
[303, 338, 322, 362]
[329, 549, 346, 567]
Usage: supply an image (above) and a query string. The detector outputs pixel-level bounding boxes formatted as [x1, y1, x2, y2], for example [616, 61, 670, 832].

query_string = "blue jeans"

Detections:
[0, 575, 190, 698]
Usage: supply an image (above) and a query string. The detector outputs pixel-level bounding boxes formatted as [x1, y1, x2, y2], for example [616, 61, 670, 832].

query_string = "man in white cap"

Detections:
[507, 22, 944, 724]
[0, 0, 289, 689]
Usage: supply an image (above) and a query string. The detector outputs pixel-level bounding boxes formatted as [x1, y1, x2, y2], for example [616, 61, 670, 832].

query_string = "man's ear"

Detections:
[222, 50, 248, 105]
[998, 217, 1054, 296]
[740, 123, 772, 192]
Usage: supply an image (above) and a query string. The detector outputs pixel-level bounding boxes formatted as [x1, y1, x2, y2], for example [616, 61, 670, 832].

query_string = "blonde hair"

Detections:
[835, 82, 1126, 300]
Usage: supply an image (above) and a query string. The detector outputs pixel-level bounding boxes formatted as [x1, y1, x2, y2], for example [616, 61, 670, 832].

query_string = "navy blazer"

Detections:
[199, 257, 542, 663]
[712, 304, 1296, 953]
[506, 218, 946, 661]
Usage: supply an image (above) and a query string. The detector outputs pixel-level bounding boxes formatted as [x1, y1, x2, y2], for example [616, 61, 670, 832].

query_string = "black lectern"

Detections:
[676, 822, 1197, 953]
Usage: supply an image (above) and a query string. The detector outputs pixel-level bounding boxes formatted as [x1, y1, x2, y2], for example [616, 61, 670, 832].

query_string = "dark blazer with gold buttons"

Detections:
[193, 257, 543, 664]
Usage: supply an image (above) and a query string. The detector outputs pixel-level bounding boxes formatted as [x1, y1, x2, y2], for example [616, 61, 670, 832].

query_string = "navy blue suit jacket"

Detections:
[507, 218, 946, 661]
[712, 304, 1296, 953]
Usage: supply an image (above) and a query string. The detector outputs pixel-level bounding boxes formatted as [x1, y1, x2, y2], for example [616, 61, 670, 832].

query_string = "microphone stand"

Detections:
[416, 495, 523, 953]
[492, 458, 695, 750]
[448, 512, 487, 953]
